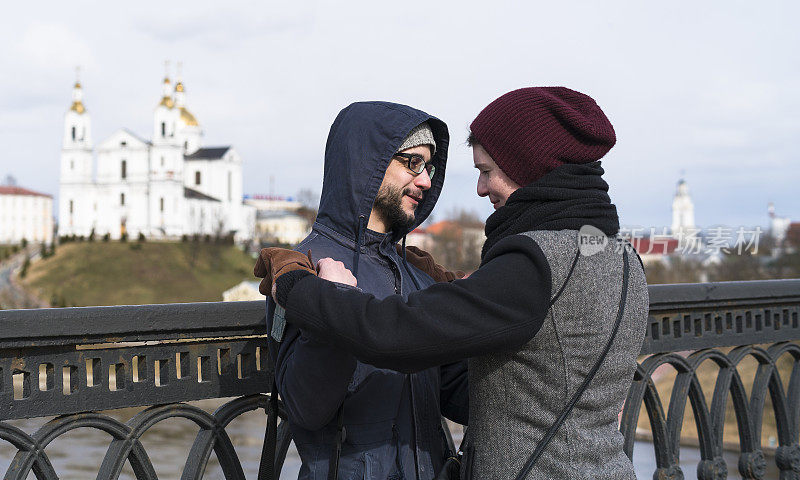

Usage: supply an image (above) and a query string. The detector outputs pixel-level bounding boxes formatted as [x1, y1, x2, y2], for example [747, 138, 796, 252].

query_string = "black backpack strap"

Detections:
[260, 299, 285, 480]
[258, 379, 280, 480]
[514, 249, 631, 480]
[327, 404, 346, 480]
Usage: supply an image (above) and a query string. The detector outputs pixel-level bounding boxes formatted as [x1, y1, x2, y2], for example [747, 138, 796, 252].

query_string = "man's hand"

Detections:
[316, 258, 357, 287]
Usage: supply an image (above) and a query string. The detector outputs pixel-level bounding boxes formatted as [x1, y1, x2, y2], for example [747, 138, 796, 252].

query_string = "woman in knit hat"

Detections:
[261, 87, 649, 479]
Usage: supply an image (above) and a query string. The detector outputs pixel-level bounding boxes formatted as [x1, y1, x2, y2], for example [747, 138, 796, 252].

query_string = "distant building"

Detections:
[425, 220, 485, 269]
[406, 227, 433, 251]
[58, 68, 255, 242]
[245, 194, 312, 246]
[427, 220, 484, 250]
[256, 210, 310, 245]
[244, 194, 303, 212]
[0, 185, 53, 245]
[671, 178, 695, 239]
[631, 237, 680, 267]
[768, 202, 792, 244]
[223, 280, 263, 301]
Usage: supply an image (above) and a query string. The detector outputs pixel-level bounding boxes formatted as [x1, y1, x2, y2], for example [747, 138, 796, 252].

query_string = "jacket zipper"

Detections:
[392, 255, 418, 477]
[390, 260, 401, 295]
[409, 374, 420, 480]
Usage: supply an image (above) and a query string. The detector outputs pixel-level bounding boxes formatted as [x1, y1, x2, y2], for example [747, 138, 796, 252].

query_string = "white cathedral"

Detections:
[58, 70, 255, 242]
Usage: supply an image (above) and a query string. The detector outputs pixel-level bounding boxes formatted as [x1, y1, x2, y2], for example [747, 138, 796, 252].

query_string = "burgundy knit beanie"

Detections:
[470, 87, 616, 186]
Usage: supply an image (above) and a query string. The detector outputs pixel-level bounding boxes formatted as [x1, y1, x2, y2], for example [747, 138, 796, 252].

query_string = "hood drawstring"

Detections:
[401, 235, 422, 291]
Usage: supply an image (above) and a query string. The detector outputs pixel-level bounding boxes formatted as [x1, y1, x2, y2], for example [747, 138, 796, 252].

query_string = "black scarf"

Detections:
[482, 161, 620, 260]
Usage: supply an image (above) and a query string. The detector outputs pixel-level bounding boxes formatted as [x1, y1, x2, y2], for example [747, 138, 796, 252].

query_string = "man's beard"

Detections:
[373, 185, 418, 234]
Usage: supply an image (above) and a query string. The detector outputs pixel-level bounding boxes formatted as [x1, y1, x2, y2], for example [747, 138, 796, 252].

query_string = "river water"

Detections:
[0, 399, 780, 479]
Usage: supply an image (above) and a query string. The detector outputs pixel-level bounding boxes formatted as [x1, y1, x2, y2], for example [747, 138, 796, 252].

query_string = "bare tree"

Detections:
[428, 208, 485, 272]
[644, 258, 706, 284]
[447, 207, 483, 227]
[708, 251, 768, 282]
[430, 222, 465, 271]
[296, 189, 319, 210]
[786, 223, 800, 250]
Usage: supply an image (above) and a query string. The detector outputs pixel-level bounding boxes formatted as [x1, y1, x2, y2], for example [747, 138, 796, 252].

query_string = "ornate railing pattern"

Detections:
[624, 280, 800, 480]
[0, 279, 798, 479]
[0, 302, 286, 479]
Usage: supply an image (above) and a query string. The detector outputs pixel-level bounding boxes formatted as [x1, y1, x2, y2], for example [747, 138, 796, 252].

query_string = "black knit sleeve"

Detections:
[283, 234, 552, 373]
[275, 270, 313, 306]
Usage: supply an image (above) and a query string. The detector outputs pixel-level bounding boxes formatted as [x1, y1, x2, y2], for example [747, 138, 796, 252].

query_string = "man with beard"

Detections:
[263, 102, 468, 480]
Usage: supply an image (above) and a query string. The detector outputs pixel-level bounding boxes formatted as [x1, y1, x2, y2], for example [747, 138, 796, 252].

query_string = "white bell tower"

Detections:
[150, 61, 185, 237]
[61, 71, 93, 180]
[174, 62, 203, 155]
[59, 67, 95, 237]
[153, 61, 180, 145]
[671, 175, 696, 238]
[151, 62, 182, 182]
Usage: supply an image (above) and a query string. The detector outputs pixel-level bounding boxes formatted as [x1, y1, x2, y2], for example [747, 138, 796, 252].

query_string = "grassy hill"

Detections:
[22, 241, 257, 306]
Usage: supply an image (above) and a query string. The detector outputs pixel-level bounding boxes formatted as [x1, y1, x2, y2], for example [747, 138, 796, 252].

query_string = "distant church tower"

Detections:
[768, 202, 791, 245]
[59, 69, 95, 237]
[149, 63, 188, 237]
[671, 176, 695, 237]
[174, 63, 203, 154]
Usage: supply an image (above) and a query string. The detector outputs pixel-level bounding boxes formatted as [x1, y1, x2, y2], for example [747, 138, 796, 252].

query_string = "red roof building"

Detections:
[0, 184, 54, 244]
[631, 237, 680, 255]
[0, 186, 52, 198]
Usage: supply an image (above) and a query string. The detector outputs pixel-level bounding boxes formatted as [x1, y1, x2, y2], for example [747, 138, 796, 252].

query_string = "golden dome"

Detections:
[163, 77, 170, 84]
[180, 107, 198, 126]
[175, 82, 184, 93]
[159, 96, 174, 108]
[70, 101, 85, 114]
[74, 81, 82, 89]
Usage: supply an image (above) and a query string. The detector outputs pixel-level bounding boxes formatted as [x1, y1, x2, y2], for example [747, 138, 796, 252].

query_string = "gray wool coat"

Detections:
[465, 230, 649, 479]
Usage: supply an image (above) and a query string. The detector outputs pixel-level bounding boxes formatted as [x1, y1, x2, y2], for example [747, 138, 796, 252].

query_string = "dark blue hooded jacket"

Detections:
[267, 102, 469, 480]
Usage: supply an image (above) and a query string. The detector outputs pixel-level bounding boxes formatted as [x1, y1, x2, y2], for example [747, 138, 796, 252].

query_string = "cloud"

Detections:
[17, 21, 97, 71]
[133, 6, 316, 47]
[1, 1, 799, 229]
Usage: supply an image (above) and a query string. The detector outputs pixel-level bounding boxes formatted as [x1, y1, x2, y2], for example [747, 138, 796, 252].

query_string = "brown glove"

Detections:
[395, 245, 466, 283]
[253, 248, 316, 296]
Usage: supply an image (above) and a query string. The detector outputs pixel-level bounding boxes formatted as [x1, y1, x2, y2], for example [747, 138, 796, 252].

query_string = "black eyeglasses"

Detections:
[393, 153, 436, 179]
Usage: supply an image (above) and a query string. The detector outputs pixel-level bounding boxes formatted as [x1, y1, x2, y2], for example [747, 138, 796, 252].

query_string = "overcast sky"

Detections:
[1, 1, 797, 229]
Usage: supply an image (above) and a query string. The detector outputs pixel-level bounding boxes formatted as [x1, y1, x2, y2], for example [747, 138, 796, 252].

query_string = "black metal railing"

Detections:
[624, 279, 800, 480]
[0, 279, 798, 479]
[0, 301, 282, 479]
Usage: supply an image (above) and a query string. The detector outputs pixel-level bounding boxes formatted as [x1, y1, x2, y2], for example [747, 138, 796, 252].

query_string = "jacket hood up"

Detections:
[316, 101, 449, 245]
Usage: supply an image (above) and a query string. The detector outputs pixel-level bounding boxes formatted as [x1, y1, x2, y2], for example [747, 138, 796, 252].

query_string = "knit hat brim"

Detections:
[397, 122, 436, 155]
